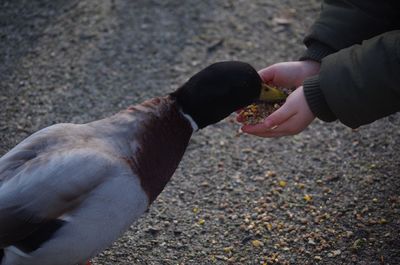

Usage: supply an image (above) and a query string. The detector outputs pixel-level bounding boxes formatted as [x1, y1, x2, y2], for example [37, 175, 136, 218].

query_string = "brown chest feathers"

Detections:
[123, 97, 193, 204]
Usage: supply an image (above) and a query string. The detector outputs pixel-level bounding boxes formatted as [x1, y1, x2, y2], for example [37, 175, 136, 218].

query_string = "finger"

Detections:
[244, 125, 292, 138]
[241, 122, 273, 134]
[258, 67, 276, 83]
[236, 113, 245, 123]
[250, 114, 306, 138]
[242, 127, 285, 138]
[243, 124, 292, 138]
[259, 117, 299, 137]
[258, 62, 305, 88]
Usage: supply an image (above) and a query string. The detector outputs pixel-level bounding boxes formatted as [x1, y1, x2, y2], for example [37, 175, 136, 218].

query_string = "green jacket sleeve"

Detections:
[301, 0, 400, 62]
[304, 31, 400, 128]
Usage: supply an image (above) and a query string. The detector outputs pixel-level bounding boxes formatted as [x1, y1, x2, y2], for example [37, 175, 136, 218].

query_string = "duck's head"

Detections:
[170, 61, 262, 130]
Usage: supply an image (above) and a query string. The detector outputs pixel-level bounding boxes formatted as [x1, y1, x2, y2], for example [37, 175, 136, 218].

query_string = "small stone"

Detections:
[369, 163, 377, 169]
[265, 171, 276, 177]
[227, 257, 236, 263]
[299, 218, 308, 225]
[223, 246, 233, 253]
[351, 238, 366, 251]
[218, 214, 225, 221]
[297, 183, 305, 189]
[145, 227, 160, 235]
[345, 231, 354, 237]
[303, 194, 312, 202]
[200, 181, 210, 187]
[328, 250, 341, 257]
[308, 238, 316, 245]
[278, 180, 287, 188]
[210, 255, 217, 262]
[173, 230, 182, 236]
[252, 240, 263, 248]
[379, 218, 388, 224]
[215, 255, 228, 261]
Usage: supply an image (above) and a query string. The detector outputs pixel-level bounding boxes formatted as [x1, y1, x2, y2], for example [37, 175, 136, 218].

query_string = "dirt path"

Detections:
[1, 0, 399, 264]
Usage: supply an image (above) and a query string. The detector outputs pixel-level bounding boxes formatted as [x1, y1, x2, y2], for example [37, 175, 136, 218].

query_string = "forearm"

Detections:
[301, 0, 400, 62]
[304, 30, 400, 128]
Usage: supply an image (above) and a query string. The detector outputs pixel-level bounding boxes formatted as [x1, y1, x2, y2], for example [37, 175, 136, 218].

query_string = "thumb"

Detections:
[258, 66, 276, 83]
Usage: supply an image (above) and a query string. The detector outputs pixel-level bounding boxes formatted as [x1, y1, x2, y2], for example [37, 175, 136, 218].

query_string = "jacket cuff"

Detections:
[303, 75, 336, 122]
[299, 41, 336, 62]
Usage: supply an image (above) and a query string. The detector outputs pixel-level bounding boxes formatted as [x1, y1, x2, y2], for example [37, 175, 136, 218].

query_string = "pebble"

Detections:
[279, 180, 287, 187]
[308, 238, 316, 245]
[327, 250, 341, 257]
[252, 240, 263, 248]
[314, 256, 322, 261]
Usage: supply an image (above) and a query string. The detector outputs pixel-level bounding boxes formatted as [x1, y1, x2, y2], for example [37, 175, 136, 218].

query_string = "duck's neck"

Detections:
[179, 111, 199, 132]
[120, 96, 194, 204]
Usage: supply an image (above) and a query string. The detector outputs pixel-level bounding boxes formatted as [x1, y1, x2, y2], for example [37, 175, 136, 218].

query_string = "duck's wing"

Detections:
[0, 138, 116, 249]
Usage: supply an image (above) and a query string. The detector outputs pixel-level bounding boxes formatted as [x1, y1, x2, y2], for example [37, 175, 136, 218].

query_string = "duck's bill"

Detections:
[237, 84, 290, 126]
[258, 83, 288, 103]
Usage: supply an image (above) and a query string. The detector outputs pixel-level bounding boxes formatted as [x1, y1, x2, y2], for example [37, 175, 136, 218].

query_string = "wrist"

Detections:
[300, 60, 321, 78]
[303, 75, 336, 122]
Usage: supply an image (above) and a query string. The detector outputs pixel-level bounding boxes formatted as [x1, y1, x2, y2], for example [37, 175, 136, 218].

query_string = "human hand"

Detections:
[257, 60, 320, 88]
[239, 61, 320, 137]
[241, 86, 315, 137]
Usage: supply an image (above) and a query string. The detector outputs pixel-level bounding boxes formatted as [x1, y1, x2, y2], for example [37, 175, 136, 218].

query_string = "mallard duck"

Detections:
[0, 61, 271, 265]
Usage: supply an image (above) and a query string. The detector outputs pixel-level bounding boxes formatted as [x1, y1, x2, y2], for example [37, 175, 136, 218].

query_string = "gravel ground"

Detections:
[1, 0, 400, 264]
